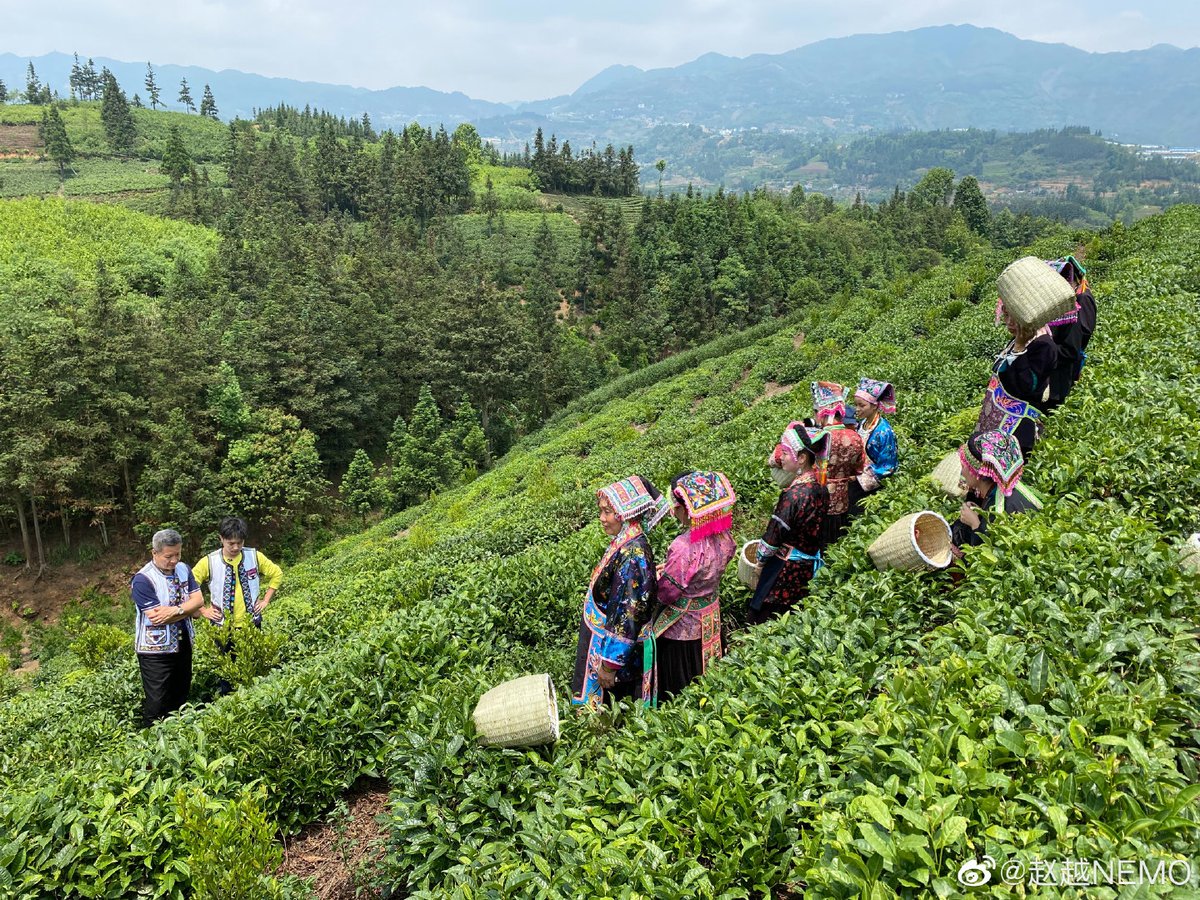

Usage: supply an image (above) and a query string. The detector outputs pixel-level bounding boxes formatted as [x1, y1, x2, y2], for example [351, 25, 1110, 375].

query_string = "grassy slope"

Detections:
[0, 103, 227, 213]
[0, 201, 1197, 897]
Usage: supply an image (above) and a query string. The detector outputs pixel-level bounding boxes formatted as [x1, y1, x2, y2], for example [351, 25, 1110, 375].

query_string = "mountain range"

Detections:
[3, 25, 1199, 146]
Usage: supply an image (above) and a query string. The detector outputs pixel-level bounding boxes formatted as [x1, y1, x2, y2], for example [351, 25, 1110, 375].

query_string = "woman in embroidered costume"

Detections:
[811, 381, 867, 545]
[848, 378, 899, 514]
[750, 424, 830, 625]
[639, 471, 738, 706]
[571, 475, 670, 707]
[976, 298, 1058, 458]
[951, 430, 1043, 553]
[1044, 256, 1097, 411]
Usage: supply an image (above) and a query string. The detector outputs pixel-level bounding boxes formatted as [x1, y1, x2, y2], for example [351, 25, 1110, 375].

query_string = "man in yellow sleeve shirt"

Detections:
[193, 515, 284, 694]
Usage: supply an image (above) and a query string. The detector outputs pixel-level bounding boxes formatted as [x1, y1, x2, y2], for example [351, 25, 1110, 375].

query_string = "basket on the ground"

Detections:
[737, 540, 762, 590]
[930, 451, 966, 498]
[868, 511, 953, 572]
[472, 674, 560, 748]
[1181, 533, 1200, 574]
[996, 256, 1077, 330]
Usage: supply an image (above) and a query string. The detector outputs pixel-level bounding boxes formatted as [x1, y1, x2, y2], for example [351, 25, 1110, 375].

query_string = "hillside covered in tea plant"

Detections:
[1, 197, 1196, 897]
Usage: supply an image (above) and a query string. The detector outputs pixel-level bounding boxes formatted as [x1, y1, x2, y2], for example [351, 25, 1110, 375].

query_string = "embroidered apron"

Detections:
[639, 593, 721, 708]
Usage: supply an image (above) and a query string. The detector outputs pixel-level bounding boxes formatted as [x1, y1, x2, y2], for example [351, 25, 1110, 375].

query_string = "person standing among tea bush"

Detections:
[811, 381, 866, 544]
[950, 430, 1043, 554]
[1043, 256, 1097, 411]
[640, 471, 737, 706]
[848, 378, 899, 516]
[571, 476, 669, 707]
[130, 529, 203, 728]
[751, 424, 830, 624]
[192, 516, 284, 694]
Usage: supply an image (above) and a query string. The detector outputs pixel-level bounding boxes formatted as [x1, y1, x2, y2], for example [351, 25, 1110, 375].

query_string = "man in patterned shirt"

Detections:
[130, 529, 203, 728]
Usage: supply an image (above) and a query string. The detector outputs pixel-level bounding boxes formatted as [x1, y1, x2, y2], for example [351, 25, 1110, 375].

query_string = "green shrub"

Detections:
[68, 624, 129, 670]
[177, 787, 283, 900]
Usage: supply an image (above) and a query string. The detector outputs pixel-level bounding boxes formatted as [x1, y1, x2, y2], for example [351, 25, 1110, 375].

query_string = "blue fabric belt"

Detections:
[784, 547, 823, 577]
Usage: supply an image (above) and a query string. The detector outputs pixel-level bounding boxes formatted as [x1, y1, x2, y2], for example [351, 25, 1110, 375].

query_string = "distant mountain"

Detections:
[516, 26, 1200, 146]
[0, 51, 511, 129]
[3, 26, 1198, 147]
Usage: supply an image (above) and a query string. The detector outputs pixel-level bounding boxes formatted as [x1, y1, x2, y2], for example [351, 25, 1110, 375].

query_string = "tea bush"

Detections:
[1, 207, 1197, 897]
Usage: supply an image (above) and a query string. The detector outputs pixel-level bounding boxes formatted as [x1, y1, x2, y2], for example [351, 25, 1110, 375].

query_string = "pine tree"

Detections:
[952, 175, 991, 236]
[40, 105, 74, 179]
[391, 385, 452, 506]
[69, 54, 83, 100]
[100, 72, 136, 155]
[0, 80, 8, 104]
[82, 59, 100, 101]
[25, 62, 41, 104]
[178, 78, 195, 113]
[340, 449, 377, 521]
[199, 84, 218, 119]
[144, 63, 162, 109]
[449, 393, 488, 479]
[161, 124, 192, 186]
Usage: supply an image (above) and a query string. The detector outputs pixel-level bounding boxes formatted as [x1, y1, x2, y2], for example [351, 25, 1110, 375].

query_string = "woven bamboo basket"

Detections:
[930, 450, 966, 498]
[737, 540, 762, 589]
[868, 511, 953, 572]
[472, 674, 560, 748]
[1181, 533, 1200, 574]
[996, 256, 1077, 330]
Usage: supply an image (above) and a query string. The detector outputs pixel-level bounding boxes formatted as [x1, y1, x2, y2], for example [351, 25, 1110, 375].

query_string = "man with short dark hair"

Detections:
[131, 529, 203, 728]
[192, 516, 284, 693]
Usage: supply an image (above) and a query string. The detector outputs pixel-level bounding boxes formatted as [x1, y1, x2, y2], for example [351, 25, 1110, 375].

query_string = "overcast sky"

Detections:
[2, 0, 1193, 102]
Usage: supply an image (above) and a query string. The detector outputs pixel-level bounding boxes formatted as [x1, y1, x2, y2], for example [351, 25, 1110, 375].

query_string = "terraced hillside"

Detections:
[0, 207, 1197, 898]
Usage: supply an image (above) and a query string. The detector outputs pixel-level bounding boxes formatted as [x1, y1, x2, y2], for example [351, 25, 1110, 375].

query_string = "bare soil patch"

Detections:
[0, 125, 41, 153]
[792, 332, 806, 349]
[278, 778, 390, 899]
[0, 535, 144, 635]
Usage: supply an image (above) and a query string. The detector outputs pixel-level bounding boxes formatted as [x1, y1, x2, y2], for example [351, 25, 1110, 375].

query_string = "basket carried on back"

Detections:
[472, 674, 560, 748]
[737, 540, 761, 590]
[1181, 533, 1200, 574]
[868, 511, 953, 572]
[930, 451, 966, 498]
[996, 256, 1077, 330]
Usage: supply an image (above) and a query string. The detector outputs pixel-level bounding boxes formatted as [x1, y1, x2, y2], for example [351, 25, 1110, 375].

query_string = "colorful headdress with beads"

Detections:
[774, 421, 829, 466]
[597, 475, 671, 531]
[812, 381, 849, 419]
[958, 430, 1024, 496]
[854, 378, 897, 415]
[672, 471, 737, 542]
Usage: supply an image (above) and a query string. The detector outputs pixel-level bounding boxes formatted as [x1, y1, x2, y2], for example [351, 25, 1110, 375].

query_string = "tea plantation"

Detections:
[0, 206, 1197, 898]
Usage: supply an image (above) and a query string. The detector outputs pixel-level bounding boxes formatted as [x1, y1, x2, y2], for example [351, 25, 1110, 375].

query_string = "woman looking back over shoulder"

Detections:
[571, 475, 670, 707]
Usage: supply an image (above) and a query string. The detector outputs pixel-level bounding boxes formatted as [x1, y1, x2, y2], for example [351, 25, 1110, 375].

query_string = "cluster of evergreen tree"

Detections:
[530, 128, 639, 196]
[253, 104, 378, 141]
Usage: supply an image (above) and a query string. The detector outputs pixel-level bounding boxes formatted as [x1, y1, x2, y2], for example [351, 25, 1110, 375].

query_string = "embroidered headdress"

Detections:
[812, 381, 849, 419]
[958, 430, 1024, 497]
[672, 471, 737, 542]
[597, 475, 671, 531]
[774, 421, 829, 466]
[854, 378, 896, 415]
